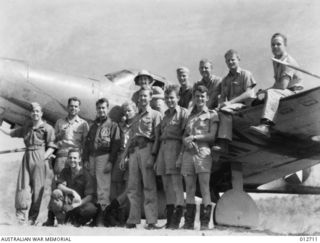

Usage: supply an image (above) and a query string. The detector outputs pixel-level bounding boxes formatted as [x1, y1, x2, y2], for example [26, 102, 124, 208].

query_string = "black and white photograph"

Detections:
[0, 0, 320, 239]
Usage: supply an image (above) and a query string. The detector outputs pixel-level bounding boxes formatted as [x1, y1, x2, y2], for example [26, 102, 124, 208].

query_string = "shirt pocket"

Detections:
[32, 128, 46, 145]
[72, 128, 83, 144]
[196, 116, 210, 134]
[232, 81, 243, 96]
[140, 116, 152, 132]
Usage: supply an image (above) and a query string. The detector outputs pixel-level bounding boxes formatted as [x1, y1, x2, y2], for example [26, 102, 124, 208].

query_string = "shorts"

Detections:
[181, 144, 212, 175]
[156, 140, 182, 176]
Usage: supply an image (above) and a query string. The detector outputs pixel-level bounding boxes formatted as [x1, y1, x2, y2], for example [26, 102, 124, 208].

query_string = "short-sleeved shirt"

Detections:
[178, 86, 193, 109]
[57, 167, 95, 199]
[160, 106, 189, 141]
[273, 53, 303, 89]
[184, 106, 219, 137]
[221, 68, 256, 102]
[54, 115, 89, 151]
[193, 75, 222, 109]
[83, 117, 121, 163]
[11, 121, 56, 149]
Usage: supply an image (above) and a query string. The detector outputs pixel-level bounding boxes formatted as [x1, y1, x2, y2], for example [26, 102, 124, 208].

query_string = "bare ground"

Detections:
[1, 156, 320, 236]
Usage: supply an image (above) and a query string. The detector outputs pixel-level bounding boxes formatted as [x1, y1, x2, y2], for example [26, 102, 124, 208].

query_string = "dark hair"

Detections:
[199, 58, 213, 68]
[138, 85, 153, 96]
[96, 98, 109, 108]
[165, 85, 180, 96]
[68, 97, 81, 106]
[68, 148, 81, 156]
[271, 33, 287, 46]
[193, 84, 208, 95]
[224, 49, 240, 60]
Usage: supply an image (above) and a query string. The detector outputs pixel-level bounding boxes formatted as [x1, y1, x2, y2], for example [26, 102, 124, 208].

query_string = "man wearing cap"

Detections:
[122, 85, 161, 229]
[83, 98, 121, 226]
[132, 70, 154, 106]
[53, 97, 89, 175]
[48, 149, 97, 226]
[0, 102, 56, 225]
[250, 33, 303, 137]
[177, 67, 193, 109]
[193, 59, 222, 109]
[151, 86, 167, 115]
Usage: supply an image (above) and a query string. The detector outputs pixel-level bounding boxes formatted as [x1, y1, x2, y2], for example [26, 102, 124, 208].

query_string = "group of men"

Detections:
[2, 32, 303, 230]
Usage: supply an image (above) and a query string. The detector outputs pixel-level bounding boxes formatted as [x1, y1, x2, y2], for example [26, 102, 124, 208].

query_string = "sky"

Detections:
[0, 0, 320, 149]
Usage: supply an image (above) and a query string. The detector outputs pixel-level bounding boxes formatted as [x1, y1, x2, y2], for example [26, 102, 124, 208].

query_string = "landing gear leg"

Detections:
[214, 162, 259, 228]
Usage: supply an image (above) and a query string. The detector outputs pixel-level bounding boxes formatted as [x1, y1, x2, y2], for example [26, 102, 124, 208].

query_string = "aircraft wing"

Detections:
[215, 86, 320, 191]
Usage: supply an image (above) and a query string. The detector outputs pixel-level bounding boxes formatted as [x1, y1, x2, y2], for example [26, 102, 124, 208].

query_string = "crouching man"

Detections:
[47, 149, 97, 226]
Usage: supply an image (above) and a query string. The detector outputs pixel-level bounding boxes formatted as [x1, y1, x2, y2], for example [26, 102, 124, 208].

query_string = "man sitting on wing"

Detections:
[250, 33, 303, 137]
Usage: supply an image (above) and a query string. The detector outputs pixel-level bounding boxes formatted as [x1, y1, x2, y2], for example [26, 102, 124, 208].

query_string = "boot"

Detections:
[117, 207, 127, 227]
[165, 204, 174, 228]
[42, 210, 55, 226]
[91, 204, 105, 227]
[169, 205, 183, 229]
[182, 204, 196, 230]
[200, 204, 212, 230]
[104, 199, 120, 227]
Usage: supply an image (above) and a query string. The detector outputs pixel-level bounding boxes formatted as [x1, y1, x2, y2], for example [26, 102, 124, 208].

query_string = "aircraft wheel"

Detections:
[214, 189, 259, 228]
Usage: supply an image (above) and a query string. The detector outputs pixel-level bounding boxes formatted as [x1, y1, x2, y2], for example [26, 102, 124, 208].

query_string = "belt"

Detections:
[26, 145, 44, 151]
[129, 136, 151, 152]
[161, 138, 181, 144]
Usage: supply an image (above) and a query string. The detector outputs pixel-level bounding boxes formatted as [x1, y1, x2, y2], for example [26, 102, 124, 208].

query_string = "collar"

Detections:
[228, 67, 242, 76]
[139, 105, 152, 114]
[274, 52, 288, 62]
[165, 105, 181, 116]
[180, 85, 191, 93]
[190, 105, 209, 115]
[28, 120, 46, 130]
[95, 116, 109, 125]
[65, 115, 80, 123]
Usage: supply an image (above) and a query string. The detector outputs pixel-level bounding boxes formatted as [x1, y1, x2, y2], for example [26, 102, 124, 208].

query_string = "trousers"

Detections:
[126, 143, 158, 224]
[89, 154, 111, 209]
[262, 88, 294, 122]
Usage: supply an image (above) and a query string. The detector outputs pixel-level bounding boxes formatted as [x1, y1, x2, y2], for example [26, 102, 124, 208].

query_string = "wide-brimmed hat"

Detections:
[152, 86, 164, 99]
[134, 70, 154, 85]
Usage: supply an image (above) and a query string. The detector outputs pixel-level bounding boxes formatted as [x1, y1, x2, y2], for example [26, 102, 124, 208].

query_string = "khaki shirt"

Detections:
[221, 68, 256, 102]
[130, 106, 161, 154]
[193, 75, 222, 109]
[273, 53, 303, 89]
[160, 106, 188, 141]
[54, 116, 89, 152]
[185, 107, 219, 137]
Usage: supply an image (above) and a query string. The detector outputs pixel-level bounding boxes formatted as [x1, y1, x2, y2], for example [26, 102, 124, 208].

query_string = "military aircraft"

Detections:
[1, 56, 320, 229]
